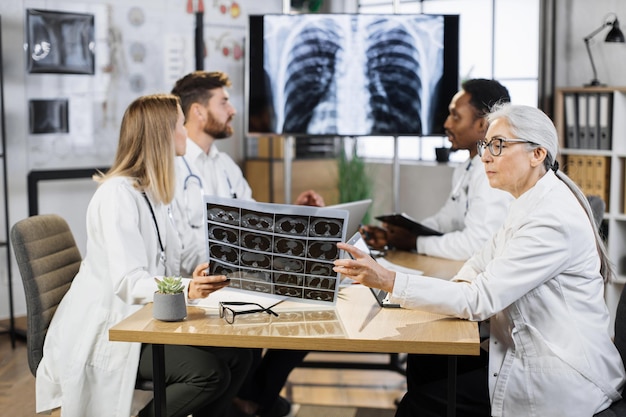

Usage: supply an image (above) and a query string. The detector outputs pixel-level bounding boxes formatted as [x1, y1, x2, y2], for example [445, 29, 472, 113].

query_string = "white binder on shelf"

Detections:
[564, 92, 579, 148]
[587, 93, 599, 149]
[598, 92, 613, 150]
[577, 93, 589, 149]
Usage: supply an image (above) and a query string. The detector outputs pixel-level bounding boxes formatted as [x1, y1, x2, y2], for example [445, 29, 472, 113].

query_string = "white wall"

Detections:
[0, 0, 283, 321]
[365, 162, 454, 221]
[554, 0, 626, 87]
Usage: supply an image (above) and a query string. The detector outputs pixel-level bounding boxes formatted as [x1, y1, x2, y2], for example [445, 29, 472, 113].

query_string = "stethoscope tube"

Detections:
[450, 159, 472, 202]
[181, 155, 237, 198]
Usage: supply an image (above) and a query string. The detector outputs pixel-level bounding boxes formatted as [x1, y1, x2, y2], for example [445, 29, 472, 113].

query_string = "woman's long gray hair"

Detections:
[488, 103, 614, 282]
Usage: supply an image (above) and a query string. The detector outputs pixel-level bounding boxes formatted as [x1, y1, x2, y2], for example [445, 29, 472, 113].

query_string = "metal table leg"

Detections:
[152, 344, 166, 417]
[446, 355, 457, 417]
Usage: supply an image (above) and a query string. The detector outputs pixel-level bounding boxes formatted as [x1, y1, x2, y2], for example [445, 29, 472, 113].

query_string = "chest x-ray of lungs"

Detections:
[263, 14, 445, 137]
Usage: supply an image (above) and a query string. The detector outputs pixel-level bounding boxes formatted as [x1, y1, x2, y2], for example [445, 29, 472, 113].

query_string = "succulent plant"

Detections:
[154, 276, 184, 294]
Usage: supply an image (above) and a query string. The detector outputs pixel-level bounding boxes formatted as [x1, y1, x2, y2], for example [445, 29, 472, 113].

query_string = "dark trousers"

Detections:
[236, 348, 308, 409]
[137, 344, 252, 417]
[395, 351, 491, 417]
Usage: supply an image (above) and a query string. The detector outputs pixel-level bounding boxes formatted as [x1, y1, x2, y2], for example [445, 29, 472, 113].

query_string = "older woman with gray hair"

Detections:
[335, 103, 625, 416]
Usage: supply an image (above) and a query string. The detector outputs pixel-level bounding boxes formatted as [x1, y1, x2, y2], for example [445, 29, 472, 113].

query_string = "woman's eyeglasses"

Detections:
[218, 300, 283, 324]
[477, 137, 538, 157]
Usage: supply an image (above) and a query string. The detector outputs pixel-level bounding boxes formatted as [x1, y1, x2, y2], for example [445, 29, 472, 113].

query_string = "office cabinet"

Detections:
[245, 158, 339, 205]
[245, 136, 340, 205]
[554, 87, 626, 282]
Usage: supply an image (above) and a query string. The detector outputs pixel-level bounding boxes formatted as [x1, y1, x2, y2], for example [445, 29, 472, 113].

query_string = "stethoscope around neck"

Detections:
[450, 159, 472, 201]
[142, 192, 168, 272]
[181, 155, 237, 199]
[180, 156, 237, 229]
[181, 156, 204, 229]
[181, 156, 203, 191]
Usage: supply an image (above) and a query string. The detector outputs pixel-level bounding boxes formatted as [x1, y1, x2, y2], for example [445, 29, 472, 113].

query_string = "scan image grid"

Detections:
[204, 197, 347, 305]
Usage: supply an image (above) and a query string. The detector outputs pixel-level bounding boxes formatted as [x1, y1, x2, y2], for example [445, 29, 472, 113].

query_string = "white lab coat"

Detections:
[391, 171, 625, 416]
[418, 154, 513, 260]
[36, 177, 186, 417]
[172, 138, 253, 275]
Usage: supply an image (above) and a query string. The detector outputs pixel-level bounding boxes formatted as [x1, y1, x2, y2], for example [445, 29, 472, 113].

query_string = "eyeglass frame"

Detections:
[477, 137, 539, 157]
[219, 301, 281, 324]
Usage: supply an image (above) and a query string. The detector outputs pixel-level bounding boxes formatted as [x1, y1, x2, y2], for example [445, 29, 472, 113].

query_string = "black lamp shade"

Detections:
[583, 14, 625, 86]
[605, 19, 625, 42]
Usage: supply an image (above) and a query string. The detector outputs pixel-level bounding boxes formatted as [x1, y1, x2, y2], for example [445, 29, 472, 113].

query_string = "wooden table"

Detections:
[110, 252, 476, 417]
[385, 251, 465, 280]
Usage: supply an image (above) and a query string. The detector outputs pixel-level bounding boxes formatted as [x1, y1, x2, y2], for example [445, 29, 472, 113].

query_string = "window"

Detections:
[357, 0, 540, 162]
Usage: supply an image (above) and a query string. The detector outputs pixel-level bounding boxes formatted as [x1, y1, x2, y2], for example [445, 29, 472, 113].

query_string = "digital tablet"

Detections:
[375, 213, 442, 237]
[346, 232, 401, 308]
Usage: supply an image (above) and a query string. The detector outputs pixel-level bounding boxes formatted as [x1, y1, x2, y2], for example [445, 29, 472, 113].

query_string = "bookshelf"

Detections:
[554, 86, 626, 283]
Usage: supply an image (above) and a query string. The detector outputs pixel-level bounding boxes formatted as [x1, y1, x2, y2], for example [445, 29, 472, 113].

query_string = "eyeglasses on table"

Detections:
[218, 300, 283, 324]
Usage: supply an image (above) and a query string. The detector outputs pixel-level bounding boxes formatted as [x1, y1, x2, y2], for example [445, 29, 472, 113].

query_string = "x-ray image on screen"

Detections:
[249, 14, 457, 137]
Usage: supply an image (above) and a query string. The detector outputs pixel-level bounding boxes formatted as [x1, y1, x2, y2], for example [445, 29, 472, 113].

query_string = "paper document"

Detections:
[376, 257, 423, 275]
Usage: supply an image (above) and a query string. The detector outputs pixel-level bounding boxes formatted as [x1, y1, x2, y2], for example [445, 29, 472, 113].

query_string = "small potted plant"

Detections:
[152, 276, 187, 322]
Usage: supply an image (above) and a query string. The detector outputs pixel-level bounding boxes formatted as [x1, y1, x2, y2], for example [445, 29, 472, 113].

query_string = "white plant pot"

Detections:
[153, 292, 187, 322]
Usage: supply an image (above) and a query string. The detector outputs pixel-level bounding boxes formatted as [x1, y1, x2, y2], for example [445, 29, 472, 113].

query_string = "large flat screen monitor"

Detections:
[247, 13, 459, 137]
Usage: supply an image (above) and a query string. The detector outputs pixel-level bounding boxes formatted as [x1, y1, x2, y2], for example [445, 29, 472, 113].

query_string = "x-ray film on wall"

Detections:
[26, 9, 95, 74]
[204, 196, 348, 305]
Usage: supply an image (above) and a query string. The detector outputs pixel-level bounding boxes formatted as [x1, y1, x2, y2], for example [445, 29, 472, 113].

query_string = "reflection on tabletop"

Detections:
[112, 256, 478, 356]
[177, 305, 346, 338]
[113, 283, 478, 356]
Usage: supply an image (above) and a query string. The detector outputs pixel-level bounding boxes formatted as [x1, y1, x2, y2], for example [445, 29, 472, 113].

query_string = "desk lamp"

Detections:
[584, 13, 625, 86]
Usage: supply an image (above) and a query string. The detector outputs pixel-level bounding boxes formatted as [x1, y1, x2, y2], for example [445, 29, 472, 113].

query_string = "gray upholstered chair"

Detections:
[11, 213, 155, 401]
[10, 214, 82, 376]
[587, 195, 606, 230]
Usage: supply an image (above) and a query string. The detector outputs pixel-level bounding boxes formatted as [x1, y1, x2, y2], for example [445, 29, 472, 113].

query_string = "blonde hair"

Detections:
[95, 94, 181, 204]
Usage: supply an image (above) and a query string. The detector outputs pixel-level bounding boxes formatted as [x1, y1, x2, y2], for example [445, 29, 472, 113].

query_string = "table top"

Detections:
[385, 252, 465, 280]
[110, 252, 478, 356]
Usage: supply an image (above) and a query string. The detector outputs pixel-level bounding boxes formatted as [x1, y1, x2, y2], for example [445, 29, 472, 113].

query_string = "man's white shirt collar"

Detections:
[185, 137, 220, 161]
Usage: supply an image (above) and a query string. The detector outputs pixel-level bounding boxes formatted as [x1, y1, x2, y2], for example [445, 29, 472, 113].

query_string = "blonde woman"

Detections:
[35, 94, 251, 417]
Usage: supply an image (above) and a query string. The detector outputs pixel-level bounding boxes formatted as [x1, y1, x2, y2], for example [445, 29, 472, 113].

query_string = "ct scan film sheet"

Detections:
[203, 196, 349, 305]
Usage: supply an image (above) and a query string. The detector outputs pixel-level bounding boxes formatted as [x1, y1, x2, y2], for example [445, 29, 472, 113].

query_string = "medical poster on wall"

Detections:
[24, 0, 281, 171]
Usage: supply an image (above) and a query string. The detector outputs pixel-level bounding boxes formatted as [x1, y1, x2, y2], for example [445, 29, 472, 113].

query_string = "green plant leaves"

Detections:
[338, 145, 372, 224]
[154, 276, 184, 294]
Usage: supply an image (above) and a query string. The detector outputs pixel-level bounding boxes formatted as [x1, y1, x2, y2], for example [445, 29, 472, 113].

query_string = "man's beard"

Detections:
[203, 112, 234, 139]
